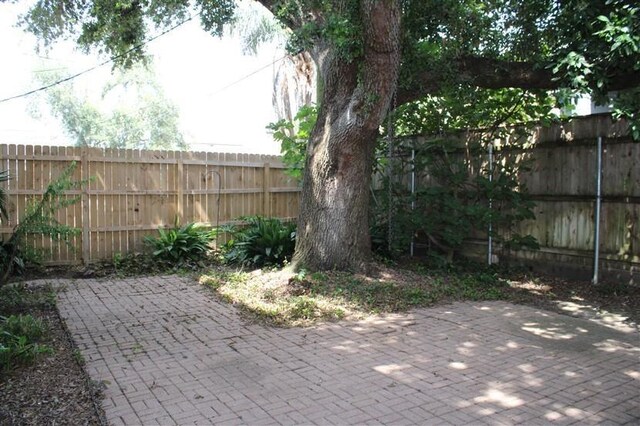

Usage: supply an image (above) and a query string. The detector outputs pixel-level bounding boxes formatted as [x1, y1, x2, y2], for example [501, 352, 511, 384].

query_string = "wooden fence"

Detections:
[0, 145, 301, 264]
[400, 114, 639, 281]
[2, 114, 638, 280]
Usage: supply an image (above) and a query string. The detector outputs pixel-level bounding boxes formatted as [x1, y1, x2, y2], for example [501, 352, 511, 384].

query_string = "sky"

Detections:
[0, 2, 284, 154]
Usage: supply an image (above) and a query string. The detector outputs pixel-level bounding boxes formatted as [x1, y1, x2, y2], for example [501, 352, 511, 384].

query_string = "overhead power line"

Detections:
[209, 54, 288, 96]
[0, 15, 195, 104]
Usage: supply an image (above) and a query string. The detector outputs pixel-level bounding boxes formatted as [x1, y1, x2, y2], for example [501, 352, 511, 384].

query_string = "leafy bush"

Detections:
[267, 105, 317, 181]
[1, 163, 86, 286]
[0, 314, 52, 371]
[372, 136, 539, 262]
[222, 216, 296, 267]
[144, 223, 214, 265]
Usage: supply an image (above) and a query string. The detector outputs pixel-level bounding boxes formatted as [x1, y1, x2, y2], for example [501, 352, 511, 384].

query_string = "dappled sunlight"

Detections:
[353, 315, 417, 332]
[507, 278, 552, 296]
[521, 322, 577, 340]
[331, 340, 360, 354]
[309, 301, 639, 424]
[593, 339, 640, 355]
[373, 363, 412, 376]
[545, 406, 592, 422]
[624, 370, 640, 380]
[448, 361, 467, 370]
[554, 300, 635, 333]
[456, 341, 477, 356]
[517, 363, 535, 373]
[474, 387, 525, 408]
[494, 340, 524, 353]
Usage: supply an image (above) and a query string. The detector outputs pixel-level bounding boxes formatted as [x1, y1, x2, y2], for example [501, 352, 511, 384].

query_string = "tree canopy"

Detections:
[15, 1, 639, 99]
[10, 0, 640, 271]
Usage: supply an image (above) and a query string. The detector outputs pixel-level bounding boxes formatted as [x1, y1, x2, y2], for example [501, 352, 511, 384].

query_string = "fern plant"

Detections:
[144, 222, 214, 265]
[222, 216, 296, 267]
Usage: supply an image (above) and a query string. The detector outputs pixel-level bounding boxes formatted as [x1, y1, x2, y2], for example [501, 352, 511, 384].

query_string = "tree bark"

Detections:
[291, 0, 401, 271]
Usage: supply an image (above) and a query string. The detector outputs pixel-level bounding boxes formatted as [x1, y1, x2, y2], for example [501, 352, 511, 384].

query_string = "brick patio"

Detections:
[52, 275, 639, 425]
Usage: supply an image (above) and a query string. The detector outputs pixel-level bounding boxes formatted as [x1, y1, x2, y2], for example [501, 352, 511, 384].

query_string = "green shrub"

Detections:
[1, 163, 86, 286]
[222, 216, 296, 267]
[144, 223, 214, 265]
[0, 314, 52, 370]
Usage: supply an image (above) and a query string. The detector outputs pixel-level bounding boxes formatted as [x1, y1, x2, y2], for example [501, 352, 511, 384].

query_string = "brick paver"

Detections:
[52, 275, 639, 425]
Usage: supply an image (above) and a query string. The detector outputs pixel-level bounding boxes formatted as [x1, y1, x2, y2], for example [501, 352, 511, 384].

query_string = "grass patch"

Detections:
[200, 269, 347, 326]
[199, 265, 510, 327]
[0, 285, 55, 371]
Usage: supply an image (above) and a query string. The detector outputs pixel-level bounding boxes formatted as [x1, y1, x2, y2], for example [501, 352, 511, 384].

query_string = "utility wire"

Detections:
[0, 15, 195, 104]
[209, 54, 288, 96]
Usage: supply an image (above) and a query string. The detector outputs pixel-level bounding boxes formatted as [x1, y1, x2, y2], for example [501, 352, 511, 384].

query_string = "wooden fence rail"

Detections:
[0, 145, 301, 264]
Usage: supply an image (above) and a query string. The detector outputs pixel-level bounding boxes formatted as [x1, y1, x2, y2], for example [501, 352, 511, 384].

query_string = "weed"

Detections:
[286, 297, 318, 320]
[72, 348, 85, 365]
[0, 314, 52, 370]
[113, 252, 124, 272]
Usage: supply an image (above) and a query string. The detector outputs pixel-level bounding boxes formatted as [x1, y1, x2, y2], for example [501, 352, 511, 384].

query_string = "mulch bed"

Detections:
[0, 296, 105, 426]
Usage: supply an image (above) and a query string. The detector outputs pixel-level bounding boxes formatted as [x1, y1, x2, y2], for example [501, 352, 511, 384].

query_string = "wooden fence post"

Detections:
[81, 149, 90, 265]
[176, 157, 184, 225]
[263, 162, 271, 217]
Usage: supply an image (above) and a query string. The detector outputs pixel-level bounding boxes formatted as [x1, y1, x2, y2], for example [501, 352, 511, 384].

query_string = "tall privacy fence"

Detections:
[0, 145, 300, 264]
[1, 114, 638, 280]
[393, 114, 638, 281]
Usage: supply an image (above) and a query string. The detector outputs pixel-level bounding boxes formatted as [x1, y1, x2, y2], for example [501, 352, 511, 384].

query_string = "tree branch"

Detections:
[254, 0, 303, 30]
[397, 56, 640, 105]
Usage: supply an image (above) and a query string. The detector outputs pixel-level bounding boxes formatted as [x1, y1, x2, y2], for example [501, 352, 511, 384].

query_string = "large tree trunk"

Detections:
[292, 0, 401, 271]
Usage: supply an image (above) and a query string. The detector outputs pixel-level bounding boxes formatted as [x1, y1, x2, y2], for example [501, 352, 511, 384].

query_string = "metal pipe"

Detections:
[205, 169, 222, 247]
[387, 130, 394, 255]
[410, 148, 416, 257]
[488, 142, 493, 265]
[593, 136, 603, 285]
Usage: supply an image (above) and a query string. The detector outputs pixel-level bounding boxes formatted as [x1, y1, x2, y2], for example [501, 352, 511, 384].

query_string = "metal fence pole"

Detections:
[488, 142, 493, 266]
[592, 136, 603, 285]
[410, 148, 416, 257]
